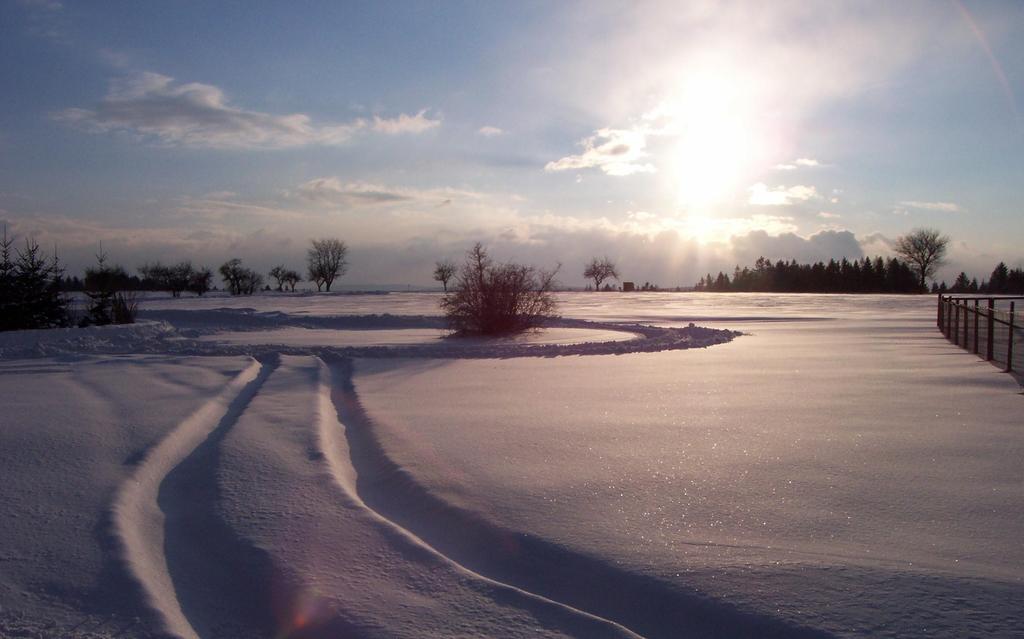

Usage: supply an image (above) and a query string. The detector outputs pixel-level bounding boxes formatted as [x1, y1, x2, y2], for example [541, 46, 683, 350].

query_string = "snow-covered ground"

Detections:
[0, 293, 1021, 638]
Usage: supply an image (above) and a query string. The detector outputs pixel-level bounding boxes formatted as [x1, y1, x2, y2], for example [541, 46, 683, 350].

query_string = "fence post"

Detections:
[942, 299, 950, 339]
[1008, 302, 1015, 373]
[987, 298, 995, 361]
[958, 301, 966, 350]
[973, 299, 980, 354]
[937, 294, 943, 329]
[953, 302, 959, 346]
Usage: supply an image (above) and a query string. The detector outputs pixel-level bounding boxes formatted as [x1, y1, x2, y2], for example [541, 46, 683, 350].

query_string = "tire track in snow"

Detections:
[111, 356, 275, 639]
[323, 356, 835, 639]
[314, 357, 641, 639]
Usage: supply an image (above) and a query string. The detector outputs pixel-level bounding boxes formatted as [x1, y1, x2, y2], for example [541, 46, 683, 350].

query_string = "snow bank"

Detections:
[0, 321, 177, 360]
[1, 309, 739, 361]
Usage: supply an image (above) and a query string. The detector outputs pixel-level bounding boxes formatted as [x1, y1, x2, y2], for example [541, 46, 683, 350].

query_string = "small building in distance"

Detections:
[622, 281, 635, 292]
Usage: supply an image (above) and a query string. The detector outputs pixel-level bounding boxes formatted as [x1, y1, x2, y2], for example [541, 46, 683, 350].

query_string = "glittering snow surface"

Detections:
[0, 292, 1020, 638]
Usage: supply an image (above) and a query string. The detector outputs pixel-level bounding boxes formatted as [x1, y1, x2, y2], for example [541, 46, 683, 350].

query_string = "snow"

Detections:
[200, 326, 638, 347]
[0, 292, 1021, 638]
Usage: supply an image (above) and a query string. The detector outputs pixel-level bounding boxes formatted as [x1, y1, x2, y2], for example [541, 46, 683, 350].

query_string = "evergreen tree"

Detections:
[0, 228, 70, 331]
[952, 272, 971, 293]
[83, 250, 121, 326]
[989, 262, 1009, 293]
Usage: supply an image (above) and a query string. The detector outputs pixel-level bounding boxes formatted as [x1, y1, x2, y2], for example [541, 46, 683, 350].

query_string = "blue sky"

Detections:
[1, 0, 1022, 286]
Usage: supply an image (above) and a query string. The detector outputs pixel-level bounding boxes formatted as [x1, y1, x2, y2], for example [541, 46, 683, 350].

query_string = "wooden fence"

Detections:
[937, 294, 1022, 373]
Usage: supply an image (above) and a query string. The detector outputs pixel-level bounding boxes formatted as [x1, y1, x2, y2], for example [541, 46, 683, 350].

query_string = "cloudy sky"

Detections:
[1, 0, 1022, 287]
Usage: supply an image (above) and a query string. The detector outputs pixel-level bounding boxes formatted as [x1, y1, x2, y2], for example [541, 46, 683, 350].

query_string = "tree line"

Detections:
[942, 263, 1024, 295]
[1, 231, 352, 332]
[53, 238, 349, 296]
[694, 256, 923, 293]
[694, 228, 952, 294]
[0, 228, 143, 331]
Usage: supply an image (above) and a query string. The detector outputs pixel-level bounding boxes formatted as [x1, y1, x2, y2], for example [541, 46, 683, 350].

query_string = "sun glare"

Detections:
[665, 69, 766, 213]
[680, 214, 721, 244]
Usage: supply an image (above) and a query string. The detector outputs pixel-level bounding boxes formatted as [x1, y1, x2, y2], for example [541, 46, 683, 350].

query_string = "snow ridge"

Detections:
[0, 312, 739, 360]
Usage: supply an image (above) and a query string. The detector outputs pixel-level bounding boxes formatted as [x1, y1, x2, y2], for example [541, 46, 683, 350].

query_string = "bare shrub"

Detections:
[82, 250, 133, 326]
[440, 243, 559, 335]
[112, 290, 140, 324]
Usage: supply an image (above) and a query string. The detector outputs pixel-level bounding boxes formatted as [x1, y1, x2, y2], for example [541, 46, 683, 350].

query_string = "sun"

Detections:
[662, 69, 767, 213]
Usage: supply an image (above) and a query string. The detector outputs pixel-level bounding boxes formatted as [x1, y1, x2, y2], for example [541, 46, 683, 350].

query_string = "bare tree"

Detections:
[282, 269, 301, 291]
[219, 258, 262, 295]
[239, 269, 263, 295]
[440, 243, 559, 335]
[168, 262, 193, 297]
[268, 265, 288, 291]
[433, 259, 457, 292]
[307, 238, 348, 292]
[583, 257, 619, 292]
[138, 261, 193, 297]
[189, 266, 213, 296]
[894, 228, 949, 291]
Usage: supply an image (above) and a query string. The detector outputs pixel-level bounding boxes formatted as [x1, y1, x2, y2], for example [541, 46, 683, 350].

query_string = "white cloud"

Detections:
[545, 127, 655, 176]
[775, 157, 821, 170]
[297, 178, 415, 204]
[477, 125, 505, 137]
[817, 211, 841, 219]
[748, 183, 819, 206]
[371, 110, 441, 135]
[56, 72, 439, 150]
[295, 177, 482, 210]
[859, 232, 895, 256]
[897, 200, 962, 213]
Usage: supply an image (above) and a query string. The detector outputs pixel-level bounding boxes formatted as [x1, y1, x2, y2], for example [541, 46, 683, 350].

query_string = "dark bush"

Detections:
[440, 243, 559, 335]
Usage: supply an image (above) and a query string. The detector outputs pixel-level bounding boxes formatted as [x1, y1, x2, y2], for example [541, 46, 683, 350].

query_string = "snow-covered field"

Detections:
[1, 293, 1021, 638]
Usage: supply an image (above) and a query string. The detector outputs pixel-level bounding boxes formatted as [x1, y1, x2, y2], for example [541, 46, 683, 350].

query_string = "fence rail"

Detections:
[937, 294, 1022, 374]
